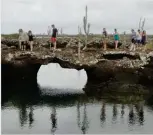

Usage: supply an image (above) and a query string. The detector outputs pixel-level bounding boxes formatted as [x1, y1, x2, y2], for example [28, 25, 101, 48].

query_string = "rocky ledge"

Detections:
[2, 46, 153, 68]
[1, 37, 124, 49]
[1, 45, 153, 95]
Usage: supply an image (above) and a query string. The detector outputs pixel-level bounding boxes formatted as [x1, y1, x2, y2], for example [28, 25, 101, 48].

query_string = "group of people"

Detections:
[102, 28, 120, 50]
[18, 25, 147, 52]
[130, 29, 147, 51]
[18, 29, 34, 51]
[18, 24, 58, 51]
[102, 28, 147, 51]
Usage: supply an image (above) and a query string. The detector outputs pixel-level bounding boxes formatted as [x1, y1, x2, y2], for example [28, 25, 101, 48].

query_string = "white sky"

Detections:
[1, 0, 153, 34]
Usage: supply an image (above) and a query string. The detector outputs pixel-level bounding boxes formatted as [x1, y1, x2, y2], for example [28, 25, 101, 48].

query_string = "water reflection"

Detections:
[51, 107, 57, 134]
[2, 82, 152, 134]
[77, 102, 81, 128]
[121, 104, 125, 118]
[19, 104, 28, 127]
[29, 107, 34, 128]
[100, 102, 106, 126]
[81, 103, 89, 134]
[128, 104, 135, 125]
[2, 63, 153, 134]
[19, 104, 35, 128]
[135, 102, 144, 125]
[2, 91, 153, 134]
[127, 102, 146, 128]
[112, 104, 118, 123]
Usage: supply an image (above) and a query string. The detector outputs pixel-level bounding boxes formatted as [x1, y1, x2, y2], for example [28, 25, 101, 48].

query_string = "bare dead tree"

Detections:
[141, 18, 145, 31]
[139, 17, 142, 30]
[47, 26, 52, 49]
[60, 28, 63, 35]
[47, 26, 51, 37]
[139, 17, 146, 31]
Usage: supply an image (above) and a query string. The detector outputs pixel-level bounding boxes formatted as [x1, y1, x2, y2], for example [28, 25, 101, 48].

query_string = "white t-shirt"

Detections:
[19, 31, 29, 42]
[136, 32, 142, 40]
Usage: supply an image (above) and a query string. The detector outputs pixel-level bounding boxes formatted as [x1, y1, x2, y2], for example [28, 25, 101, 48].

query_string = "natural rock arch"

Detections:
[2, 51, 153, 95]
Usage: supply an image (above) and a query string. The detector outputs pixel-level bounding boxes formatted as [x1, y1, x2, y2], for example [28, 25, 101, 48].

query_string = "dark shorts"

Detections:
[21, 41, 26, 45]
[141, 41, 146, 45]
[131, 39, 136, 44]
[137, 40, 141, 44]
[141, 39, 146, 45]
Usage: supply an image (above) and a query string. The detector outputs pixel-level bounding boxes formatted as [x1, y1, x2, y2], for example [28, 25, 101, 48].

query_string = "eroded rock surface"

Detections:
[1, 40, 153, 95]
[1, 37, 124, 49]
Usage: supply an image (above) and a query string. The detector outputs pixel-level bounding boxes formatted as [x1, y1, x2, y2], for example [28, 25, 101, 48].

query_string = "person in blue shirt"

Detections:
[114, 29, 120, 49]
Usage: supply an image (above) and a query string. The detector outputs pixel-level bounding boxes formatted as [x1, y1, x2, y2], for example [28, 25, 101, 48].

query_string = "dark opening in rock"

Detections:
[103, 54, 140, 60]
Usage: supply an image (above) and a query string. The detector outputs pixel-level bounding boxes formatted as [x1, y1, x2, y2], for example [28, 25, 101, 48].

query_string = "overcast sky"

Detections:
[1, 0, 153, 34]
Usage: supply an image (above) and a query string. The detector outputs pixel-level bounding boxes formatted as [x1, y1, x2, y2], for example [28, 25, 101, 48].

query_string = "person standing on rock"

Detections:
[51, 24, 58, 51]
[102, 28, 108, 51]
[28, 30, 34, 51]
[141, 30, 147, 45]
[130, 29, 137, 51]
[18, 29, 29, 51]
[136, 29, 142, 47]
[114, 29, 120, 50]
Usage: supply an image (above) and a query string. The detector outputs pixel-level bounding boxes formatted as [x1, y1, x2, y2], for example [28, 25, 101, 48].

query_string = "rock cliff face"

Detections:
[137, 52, 153, 86]
[1, 39, 153, 95]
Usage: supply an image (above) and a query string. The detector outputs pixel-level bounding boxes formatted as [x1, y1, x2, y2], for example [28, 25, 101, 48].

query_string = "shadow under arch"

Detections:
[2, 54, 153, 100]
[1, 57, 114, 97]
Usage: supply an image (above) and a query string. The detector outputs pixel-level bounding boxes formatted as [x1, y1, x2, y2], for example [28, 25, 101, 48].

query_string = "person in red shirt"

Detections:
[51, 24, 58, 51]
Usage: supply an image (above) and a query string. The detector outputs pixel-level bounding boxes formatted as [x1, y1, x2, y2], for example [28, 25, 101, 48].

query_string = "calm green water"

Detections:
[2, 63, 153, 134]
